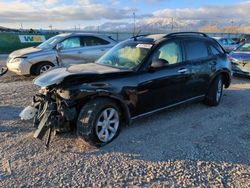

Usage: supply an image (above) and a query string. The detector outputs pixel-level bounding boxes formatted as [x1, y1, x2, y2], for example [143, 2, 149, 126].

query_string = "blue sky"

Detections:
[0, 0, 249, 30]
[120, 0, 247, 10]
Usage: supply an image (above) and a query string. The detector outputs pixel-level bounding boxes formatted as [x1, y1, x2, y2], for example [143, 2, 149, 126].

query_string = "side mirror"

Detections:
[150, 59, 169, 69]
[56, 43, 63, 51]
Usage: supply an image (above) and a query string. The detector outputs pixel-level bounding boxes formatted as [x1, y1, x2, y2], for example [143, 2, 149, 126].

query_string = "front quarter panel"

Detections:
[27, 50, 57, 66]
[58, 72, 140, 118]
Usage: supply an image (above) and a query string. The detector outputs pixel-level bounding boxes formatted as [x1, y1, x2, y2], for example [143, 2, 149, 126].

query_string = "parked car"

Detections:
[229, 41, 250, 76]
[6, 33, 117, 76]
[213, 37, 239, 52]
[20, 32, 231, 146]
[239, 34, 250, 43]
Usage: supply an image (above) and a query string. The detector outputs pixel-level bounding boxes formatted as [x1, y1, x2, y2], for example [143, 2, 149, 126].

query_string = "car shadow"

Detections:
[0, 106, 23, 121]
[0, 106, 33, 134]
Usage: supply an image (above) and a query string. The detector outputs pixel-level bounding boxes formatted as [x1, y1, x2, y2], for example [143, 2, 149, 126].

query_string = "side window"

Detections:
[185, 40, 209, 61]
[213, 42, 225, 54]
[61, 37, 81, 49]
[152, 41, 183, 65]
[209, 44, 223, 55]
[220, 39, 228, 45]
[82, 36, 110, 46]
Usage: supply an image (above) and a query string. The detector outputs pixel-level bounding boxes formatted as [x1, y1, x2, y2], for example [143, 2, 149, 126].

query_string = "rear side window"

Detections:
[211, 41, 225, 54]
[185, 40, 209, 61]
[81, 36, 110, 46]
[210, 45, 222, 55]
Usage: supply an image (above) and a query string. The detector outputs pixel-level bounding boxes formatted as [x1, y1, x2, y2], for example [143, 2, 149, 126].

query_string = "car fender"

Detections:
[90, 91, 132, 126]
[27, 50, 58, 66]
[208, 69, 231, 90]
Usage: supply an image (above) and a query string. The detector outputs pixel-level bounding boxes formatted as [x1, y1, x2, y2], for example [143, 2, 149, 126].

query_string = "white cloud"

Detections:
[45, 0, 58, 6]
[0, 0, 249, 30]
[0, 0, 137, 23]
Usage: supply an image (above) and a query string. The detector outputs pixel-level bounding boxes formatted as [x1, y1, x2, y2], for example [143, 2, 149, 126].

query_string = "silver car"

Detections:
[6, 33, 117, 75]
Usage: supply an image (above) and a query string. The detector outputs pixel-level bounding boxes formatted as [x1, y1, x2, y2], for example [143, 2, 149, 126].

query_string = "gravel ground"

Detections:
[0, 70, 250, 186]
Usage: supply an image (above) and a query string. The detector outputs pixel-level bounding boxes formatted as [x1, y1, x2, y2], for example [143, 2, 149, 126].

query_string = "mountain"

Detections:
[83, 18, 249, 33]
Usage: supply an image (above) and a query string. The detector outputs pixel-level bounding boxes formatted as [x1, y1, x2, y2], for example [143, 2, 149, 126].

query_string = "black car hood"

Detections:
[34, 63, 124, 87]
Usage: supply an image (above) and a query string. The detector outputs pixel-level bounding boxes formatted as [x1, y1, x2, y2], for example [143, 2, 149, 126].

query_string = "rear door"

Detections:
[79, 36, 113, 62]
[183, 39, 216, 98]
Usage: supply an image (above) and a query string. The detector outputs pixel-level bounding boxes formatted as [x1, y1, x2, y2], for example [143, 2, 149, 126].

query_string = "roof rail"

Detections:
[130, 34, 149, 40]
[165, 32, 209, 38]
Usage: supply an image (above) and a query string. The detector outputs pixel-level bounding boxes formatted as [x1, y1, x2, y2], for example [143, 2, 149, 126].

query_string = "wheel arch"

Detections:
[78, 93, 131, 125]
[87, 94, 132, 126]
[30, 61, 55, 75]
[209, 70, 231, 89]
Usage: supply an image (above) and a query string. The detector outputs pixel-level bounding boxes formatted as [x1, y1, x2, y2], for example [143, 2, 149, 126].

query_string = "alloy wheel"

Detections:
[40, 65, 52, 74]
[216, 79, 223, 102]
[95, 108, 119, 143]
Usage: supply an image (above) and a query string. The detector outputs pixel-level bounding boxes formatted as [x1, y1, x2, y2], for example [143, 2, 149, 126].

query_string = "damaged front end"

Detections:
[20, 87, 77, 147]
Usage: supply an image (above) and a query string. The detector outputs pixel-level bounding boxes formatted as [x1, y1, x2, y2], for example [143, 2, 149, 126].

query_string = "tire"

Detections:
[33, 62, 54, 75]
[77, 98, 122, 146]
[204, 75, 223, 106]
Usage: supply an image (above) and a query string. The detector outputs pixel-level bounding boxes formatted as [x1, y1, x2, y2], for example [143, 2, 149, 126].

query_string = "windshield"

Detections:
[96, 41, 152, 70]
[37, 35, 64, 49]
[236, 42, 250, 52]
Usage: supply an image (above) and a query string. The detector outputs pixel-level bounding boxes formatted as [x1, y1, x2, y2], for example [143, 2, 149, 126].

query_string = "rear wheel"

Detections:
[77, 98, 121, 146]
[204, 75, 223, 106]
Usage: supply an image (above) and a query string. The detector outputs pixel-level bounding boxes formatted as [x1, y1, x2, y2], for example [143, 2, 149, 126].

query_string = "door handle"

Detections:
[209, 61, 217, 65]
[178, 68, 188, 73]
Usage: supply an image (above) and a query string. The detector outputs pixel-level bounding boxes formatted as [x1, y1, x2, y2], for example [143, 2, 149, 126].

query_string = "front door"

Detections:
[136, 40, 192, 115]
[58, 36, 86, 66]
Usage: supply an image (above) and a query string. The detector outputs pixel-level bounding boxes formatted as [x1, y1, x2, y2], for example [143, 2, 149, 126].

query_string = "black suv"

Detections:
[20, 32, 232, 146]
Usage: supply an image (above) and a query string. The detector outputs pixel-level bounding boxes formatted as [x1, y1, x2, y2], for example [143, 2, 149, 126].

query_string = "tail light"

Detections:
[227, 55, 233, 62]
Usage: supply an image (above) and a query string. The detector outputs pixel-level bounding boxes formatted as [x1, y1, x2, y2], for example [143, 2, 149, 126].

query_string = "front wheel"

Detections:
[33, 62, 54, 75]
[77, 98, 121, 146]
[204, 75, 223, 106]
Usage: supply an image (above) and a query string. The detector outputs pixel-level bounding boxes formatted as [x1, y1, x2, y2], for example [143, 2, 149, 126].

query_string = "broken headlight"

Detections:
[57, 89, 71, 99]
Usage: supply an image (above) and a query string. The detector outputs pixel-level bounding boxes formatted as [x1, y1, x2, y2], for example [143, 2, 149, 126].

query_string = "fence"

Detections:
[0, 30, 246, 54]
[0, 32, 57, 54]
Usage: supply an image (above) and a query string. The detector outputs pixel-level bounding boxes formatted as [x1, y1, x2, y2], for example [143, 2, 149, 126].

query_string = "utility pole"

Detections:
[171, 17, 174, 31]
[49, 25, 53, 32]
[133, 12, 136, 36]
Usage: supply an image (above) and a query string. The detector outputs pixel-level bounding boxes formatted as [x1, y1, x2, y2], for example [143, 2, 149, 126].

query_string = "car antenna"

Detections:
[133, 30, 142, 41]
